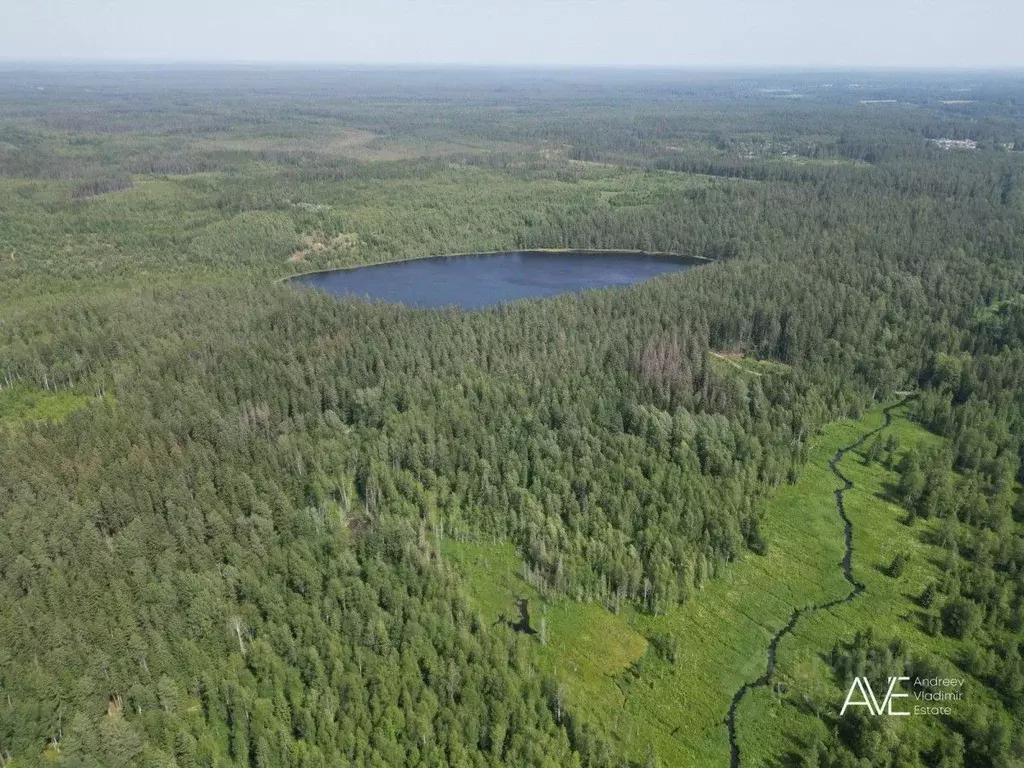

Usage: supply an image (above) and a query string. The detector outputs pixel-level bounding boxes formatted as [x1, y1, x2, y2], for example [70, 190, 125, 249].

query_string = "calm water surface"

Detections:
[291, 251, 701, 309]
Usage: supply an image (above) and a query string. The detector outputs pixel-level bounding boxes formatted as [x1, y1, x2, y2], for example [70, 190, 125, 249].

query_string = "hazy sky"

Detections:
[4, 0, 1023, 69]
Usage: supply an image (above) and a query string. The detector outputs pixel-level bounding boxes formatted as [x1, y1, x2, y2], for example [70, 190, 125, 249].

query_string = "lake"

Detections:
[290, 250, 703, 309]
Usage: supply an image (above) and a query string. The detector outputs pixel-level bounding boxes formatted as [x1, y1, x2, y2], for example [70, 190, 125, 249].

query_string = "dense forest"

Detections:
[1, 68, 1023, 766]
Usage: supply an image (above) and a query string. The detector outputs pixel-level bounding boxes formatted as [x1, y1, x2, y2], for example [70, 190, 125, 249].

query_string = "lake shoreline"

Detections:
[278, 248, 714, 284]
[285, 249, 709, 309]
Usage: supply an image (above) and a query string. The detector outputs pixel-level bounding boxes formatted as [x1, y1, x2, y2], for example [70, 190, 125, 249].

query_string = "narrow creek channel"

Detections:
[724, 402, 903, 767]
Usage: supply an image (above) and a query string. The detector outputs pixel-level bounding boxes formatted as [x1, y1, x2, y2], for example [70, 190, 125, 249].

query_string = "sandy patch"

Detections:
[288, 232, 359, 263]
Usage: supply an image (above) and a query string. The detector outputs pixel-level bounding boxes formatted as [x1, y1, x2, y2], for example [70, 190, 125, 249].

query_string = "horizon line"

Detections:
[1, 59, 1023, 74]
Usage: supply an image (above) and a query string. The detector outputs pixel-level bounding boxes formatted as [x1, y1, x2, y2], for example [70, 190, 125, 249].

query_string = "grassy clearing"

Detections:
[446, 408, 901, 766]
[736, 409, 1017, 766]
[0, 384, 94, 425]
[619, 414, 881, 766]
[450, 406, 1019, 766]
[710, 351, 791, 378]
[444, 540, 649, 738]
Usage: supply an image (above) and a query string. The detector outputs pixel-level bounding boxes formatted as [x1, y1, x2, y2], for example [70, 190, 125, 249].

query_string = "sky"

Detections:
[3, 0, 1023, 69]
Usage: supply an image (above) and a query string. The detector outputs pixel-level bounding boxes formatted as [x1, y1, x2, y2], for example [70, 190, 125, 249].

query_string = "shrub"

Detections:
[940, 597, 981, 639]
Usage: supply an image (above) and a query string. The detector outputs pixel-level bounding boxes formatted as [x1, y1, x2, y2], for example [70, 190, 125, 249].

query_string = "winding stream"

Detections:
[724, 403, 902, 767]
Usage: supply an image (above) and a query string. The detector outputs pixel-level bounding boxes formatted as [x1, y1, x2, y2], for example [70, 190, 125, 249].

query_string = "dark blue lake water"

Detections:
[291, 250, 702, 309]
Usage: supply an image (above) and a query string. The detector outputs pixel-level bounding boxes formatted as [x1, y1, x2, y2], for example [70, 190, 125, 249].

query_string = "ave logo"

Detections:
[840, 676, 911, 716]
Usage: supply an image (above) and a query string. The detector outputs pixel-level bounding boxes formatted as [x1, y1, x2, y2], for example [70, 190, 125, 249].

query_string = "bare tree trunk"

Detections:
[232, 617, 246, 654]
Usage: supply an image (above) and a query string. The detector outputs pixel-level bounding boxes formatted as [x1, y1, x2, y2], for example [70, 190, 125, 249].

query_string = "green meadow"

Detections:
[446, 405, 1015, 767]
[736, 411, 1017, 767]
[0, 383, 94, 426]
